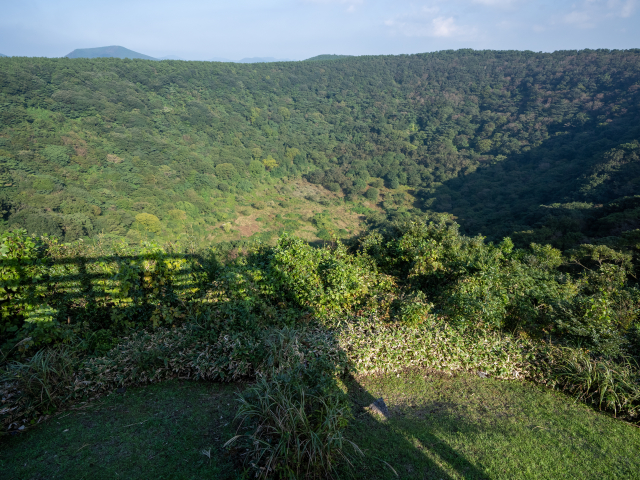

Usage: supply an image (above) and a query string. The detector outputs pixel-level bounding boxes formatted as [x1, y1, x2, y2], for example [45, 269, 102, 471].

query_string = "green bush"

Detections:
[358, 217, 640, 357]
[0, 230, 208, 356]
[270, 236, 385, 317]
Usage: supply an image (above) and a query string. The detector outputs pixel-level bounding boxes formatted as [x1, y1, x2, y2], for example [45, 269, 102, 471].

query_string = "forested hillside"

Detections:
[3, 49, 640, 457]
[1, 50, 639, 248]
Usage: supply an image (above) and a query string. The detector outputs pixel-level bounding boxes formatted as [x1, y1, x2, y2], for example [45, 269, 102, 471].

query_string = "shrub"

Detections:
[392, 291, 433, 326]
[270, 236, 384, 316]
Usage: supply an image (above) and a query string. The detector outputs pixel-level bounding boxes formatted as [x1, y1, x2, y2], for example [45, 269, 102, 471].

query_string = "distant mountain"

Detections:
[65, 46, 157, 60]
[0, 53, 7, 57]
[238, 57, 291, 63]
[305, 54, 352, 62]
[209, 57, 233, 62]
[158, 55, 183, 61]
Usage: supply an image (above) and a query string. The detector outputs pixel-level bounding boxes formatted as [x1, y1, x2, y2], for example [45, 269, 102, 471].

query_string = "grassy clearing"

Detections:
[2, 372, 639, 480]
[206, 179, 379, 244]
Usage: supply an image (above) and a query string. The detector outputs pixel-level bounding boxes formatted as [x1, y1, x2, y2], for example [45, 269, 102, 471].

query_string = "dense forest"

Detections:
[1, 49, 639, 249]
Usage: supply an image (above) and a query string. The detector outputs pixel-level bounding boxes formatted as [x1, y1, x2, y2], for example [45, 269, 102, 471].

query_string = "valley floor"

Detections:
[1, 371, 639, 480]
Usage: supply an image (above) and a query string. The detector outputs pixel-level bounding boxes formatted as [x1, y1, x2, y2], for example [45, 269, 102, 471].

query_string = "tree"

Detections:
[250, 108, 261, 124]
[285, 148, 300, 162]
[135, 213, 161, 233]
[250, 159, 265, 178]
[169, 209, 187, 221]
[215, 163, 238, 181]
[476, 139, 492, 153]
[364, 188, 379, 202]
[43, 145, 71, 166]
[262, 155, 278, 170]
[279, 107, 290, 121]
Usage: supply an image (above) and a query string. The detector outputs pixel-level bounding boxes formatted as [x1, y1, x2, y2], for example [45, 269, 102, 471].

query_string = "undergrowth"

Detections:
[2, 216, 640, 475]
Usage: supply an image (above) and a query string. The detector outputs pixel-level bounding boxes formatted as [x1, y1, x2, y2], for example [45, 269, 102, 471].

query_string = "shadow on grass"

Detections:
[341, 373, 490, 480]
[0, 381, 243, 480]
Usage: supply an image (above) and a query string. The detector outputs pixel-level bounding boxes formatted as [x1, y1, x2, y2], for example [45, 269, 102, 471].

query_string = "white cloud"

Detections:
[562, 9, 595, 27]
[611, 0, 636, 17]
[556, 0, 636, 27]
[385, 7, 476, 38]
[431, 17, 463, 37]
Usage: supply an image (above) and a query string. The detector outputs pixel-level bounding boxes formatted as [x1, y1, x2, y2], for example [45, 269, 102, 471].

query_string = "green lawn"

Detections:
[340, 371, 640, 479]
[0, 381, 242, 480]
[2, 371, 639, 480]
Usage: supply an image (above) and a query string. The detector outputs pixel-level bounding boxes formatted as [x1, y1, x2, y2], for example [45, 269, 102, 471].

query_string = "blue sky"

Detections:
[0, 0, 638, 59]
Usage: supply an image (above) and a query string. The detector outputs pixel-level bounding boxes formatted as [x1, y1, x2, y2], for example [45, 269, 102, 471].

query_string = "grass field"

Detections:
[2, 370, 639, 480]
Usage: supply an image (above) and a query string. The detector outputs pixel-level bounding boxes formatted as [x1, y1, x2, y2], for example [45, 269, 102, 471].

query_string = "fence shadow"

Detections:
[0, 249, 219, 353]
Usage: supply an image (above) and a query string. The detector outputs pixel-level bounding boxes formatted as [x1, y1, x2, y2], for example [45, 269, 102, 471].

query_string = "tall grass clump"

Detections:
[1, 346, 78, 429]
[548, 347, 640, 420]
[225, 376, 362, 479]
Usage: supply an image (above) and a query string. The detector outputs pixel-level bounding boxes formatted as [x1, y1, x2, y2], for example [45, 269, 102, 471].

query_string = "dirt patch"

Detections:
[234, 214, 261, 237]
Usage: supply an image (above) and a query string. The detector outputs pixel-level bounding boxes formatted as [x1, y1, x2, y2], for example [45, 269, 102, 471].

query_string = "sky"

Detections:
[0, 0, 638, 60]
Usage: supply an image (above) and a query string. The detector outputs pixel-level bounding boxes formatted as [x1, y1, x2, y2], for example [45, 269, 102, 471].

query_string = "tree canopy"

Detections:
[0, 49, 639, 248]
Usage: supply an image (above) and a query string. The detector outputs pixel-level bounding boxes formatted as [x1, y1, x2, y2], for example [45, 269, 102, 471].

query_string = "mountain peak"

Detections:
[65, 46, 157, 60]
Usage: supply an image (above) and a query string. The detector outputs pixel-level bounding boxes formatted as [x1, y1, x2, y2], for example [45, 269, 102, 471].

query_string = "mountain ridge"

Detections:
[237, 57, 292, 63]
[305, 54, 352, 61]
